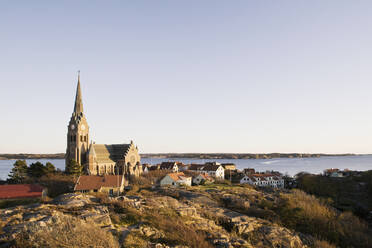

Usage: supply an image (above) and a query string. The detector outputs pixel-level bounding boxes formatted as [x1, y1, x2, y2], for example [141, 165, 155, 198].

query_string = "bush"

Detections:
[37, 174, 76, 197]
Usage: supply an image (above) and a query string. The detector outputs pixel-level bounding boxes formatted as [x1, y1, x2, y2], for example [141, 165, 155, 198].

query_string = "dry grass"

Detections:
[313, 240, 337, 248]
[144, 208, 213, 248]
[279, 189, 372, 248]
[12, 215, 119, 248]
[110, 199, 213, 248]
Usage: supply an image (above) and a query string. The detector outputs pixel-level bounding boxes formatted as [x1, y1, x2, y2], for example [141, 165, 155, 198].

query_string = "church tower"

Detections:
[65, 73, 90, 169]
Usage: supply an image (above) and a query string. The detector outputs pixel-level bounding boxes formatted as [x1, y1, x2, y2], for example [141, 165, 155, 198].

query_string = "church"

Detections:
[65, 75, 142, 179]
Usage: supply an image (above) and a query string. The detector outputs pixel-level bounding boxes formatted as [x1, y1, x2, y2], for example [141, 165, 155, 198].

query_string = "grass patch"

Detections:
[0, 198, 40, 209]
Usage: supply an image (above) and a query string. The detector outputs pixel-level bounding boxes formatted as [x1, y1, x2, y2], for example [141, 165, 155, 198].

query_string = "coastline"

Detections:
[0, 152, 360, 160]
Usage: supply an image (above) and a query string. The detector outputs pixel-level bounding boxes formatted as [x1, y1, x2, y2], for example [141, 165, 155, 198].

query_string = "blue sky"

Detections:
[1, 1, 372, 154]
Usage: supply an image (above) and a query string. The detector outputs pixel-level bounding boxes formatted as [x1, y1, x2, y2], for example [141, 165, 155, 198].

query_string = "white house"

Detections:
[160, 172, 192, 187]
[159, 162, 179, 172]
[240, 174, 284, 188]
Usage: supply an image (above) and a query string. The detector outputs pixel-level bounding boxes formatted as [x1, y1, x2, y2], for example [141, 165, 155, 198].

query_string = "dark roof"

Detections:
[160, 162, 177, 170]
[202, 164, 221, 172]
[0, 184, 44, 199]
[74, 175, 124, 191]
[188, 164, 204, 171]
[91, 144, 131, 163]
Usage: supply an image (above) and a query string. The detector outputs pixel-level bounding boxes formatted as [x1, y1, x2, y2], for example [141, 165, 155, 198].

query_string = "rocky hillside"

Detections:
[0, 183, 370, 247]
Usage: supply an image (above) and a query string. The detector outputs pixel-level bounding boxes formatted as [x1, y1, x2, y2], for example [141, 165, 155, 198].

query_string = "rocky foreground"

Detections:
[0, 184, 338, 248]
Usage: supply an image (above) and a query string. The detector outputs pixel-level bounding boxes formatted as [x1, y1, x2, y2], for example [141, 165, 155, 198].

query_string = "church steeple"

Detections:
[66, 72, 89, 169]
[73, 72, 83, 115]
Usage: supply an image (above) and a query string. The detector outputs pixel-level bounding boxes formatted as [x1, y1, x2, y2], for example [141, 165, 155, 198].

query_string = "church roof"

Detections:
[91, 144, 131, 163]
[74, 74, 84, 115]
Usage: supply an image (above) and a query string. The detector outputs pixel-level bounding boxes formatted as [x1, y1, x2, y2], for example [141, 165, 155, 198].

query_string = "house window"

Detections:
[84, 136, 87, 142]
[94, 189, 98, 192]
[80, 135, 83, 142]
[109, 189, 114, 195]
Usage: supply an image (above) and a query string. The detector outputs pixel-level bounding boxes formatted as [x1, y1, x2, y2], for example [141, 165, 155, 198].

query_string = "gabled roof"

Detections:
[160, 162, 177, 170]
[91, 144, 131, 163]
[74, 175, 124, 191]
[202, 164, 222, 172]
[198, 173, 214, 181]
[167, 172, 190, 182]
[188, 164, 205, 171]
[0, 184, 44, 199]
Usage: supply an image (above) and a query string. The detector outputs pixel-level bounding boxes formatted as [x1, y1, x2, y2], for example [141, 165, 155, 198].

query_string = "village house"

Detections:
[192, 173, 214, 185]
[159, 162, 179, 172]
[240, 174, 284, 188]
[178, 164, 189, 172]
[222, 163, 237, 171]
[188, 163, 225, 180]
[74, 175, 125, 195]
[243, 168, 255, 175]
[188, 164, 205, 171]
[199, 164, 225, 180]
[160, 172, 192, 187]
[324, 168, 346, 177]
[0, 184, 46, 200]
[142, 163, 151, 173]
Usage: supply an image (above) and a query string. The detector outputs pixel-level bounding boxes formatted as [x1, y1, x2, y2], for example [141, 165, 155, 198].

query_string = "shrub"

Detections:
[278, 190, 372, 248]
[37, 174, 76, 197]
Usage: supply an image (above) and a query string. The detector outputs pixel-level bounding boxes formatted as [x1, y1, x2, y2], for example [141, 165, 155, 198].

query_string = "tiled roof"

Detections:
[167, 172, 190, 182]
[74, 175, 123, 191]
[199, 173, 214, 181]
[0, 184, 44, 199]
[92, 144, 131, 163]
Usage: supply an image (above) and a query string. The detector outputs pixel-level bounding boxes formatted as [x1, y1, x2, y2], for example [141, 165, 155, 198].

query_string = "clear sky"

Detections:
[1, 1, 372, 154]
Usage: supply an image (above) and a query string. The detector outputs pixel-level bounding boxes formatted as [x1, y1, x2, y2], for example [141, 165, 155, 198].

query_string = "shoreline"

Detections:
[0, 153, 362, 160]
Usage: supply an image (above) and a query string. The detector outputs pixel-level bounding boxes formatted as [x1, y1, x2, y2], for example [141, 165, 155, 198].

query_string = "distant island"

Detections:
[0, 153, 65, 160]
[0, 152, 359, 160]
[140, 153, 357, 159]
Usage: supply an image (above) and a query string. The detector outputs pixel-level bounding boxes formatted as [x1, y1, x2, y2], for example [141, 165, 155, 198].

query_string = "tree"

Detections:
[45, 162, 56, 174]
[66, 160, 82, 176]
[28, 162, 47, 178]
[8, 160, 28, 183]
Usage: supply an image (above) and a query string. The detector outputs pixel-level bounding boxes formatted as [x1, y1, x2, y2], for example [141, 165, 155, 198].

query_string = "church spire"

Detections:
[73, 71, 84, 115]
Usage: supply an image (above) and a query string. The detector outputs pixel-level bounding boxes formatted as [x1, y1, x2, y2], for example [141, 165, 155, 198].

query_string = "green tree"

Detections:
[28, 162, 46, 178]
[66, 160, 82, 176]
[8, 160, 28, 183]
[45, 162, 56, 174]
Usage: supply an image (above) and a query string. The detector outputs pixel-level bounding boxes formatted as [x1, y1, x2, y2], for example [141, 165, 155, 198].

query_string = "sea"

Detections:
[1, 155, 372, 180]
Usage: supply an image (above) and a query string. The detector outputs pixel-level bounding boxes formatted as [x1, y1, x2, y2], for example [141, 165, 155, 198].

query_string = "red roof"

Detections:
[74, 175, 124, 191]
[0, 184, 44, 199]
